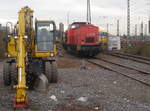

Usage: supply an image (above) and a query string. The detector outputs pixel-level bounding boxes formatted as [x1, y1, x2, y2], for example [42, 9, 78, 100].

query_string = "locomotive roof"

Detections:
[71, 22, 87, 25]
[68, 22, 98, 30]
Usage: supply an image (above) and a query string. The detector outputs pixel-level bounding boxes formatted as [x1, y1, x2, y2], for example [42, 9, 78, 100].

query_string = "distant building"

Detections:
[1, 26, 7, 32]
[0, 26, 10, 33]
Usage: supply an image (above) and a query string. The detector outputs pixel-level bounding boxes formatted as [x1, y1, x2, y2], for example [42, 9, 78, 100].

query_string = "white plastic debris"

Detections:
[124, 98, 127, 101]
[113, 81, 117, 84]
[77, 97, 88, 102]
[94, 107, 99, 110]
[127, 99, 130, 102]
[50, 95, 57, 101]
[124, 98, 130, 102]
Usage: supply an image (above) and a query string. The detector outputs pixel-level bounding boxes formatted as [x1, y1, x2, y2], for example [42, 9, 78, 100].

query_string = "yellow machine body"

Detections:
[3, 7, 58, 108]
[6, 35, 17, 57]
[99, 30, 108, 50]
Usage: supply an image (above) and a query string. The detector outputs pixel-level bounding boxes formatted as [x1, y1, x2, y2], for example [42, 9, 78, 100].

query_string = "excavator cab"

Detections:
[31, 20, 58, 91]
[34, 20, 57, 57]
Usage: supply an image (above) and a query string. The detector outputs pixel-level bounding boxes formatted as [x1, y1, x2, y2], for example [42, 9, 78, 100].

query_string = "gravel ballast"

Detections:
[0, 60, 150, 111]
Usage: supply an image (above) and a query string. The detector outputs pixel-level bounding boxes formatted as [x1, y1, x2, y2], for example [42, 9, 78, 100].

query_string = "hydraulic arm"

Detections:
[13, 7, 33, 108]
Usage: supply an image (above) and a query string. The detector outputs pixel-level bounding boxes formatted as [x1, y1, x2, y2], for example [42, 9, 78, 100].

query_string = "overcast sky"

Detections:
[0, 0, 149, 35]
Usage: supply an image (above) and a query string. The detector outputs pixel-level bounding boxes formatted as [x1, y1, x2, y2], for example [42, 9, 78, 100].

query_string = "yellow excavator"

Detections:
[3, 6, 58, 108]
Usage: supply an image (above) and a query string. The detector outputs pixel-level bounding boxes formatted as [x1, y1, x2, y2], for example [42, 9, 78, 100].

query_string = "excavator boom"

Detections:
[13, 7, 33, 108]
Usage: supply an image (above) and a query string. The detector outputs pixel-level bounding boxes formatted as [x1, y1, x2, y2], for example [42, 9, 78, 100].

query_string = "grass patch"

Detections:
[121, 42, 150, 58]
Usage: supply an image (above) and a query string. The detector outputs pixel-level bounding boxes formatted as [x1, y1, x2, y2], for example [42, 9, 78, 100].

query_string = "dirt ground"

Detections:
[57, 55, 96, 69]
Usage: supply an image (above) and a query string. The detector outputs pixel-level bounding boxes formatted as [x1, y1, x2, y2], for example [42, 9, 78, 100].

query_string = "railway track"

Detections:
[87, 58, 150, 87]
[97, 57, 150, 75]
[107, 52, 150, 65]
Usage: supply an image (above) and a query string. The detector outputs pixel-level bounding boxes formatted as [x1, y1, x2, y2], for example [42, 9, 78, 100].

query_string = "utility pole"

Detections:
[59, 23, 64, 42]
[107, 23, 109, 37]
[147, 3, 150, 34]
[145, 24, 147, 37]
[117, 19, 120, 36]
[127, 0, 130, 38]
[149, 20, 150, 34]
[140, 22, 144, 38]
[87, 0, 91, 24]
[135, 24, 137, 37]
[67, 11, 70, 26]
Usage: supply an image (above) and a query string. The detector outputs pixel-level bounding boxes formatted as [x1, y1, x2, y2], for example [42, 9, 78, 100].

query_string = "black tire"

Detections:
[51, 62, 58, 83]
[3, 62, 11, 86]
[26, 72, 36, 89]
[45, 62, 52, 83]
[10, 63, 18, 85]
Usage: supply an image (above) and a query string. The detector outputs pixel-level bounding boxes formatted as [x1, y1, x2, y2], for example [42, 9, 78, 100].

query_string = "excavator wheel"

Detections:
[10, 63, 18, 85]
[45, 62, 58, 83]
[3, 62, 11, 86]
[45, 62, 52, 83]
[51, 62, 58, 83]
[26, 72, 36, 89]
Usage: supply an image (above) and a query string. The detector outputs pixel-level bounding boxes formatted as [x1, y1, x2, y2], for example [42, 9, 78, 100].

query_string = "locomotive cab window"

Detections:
[36, 22, 54, 51]
[70, 24, 82, 29]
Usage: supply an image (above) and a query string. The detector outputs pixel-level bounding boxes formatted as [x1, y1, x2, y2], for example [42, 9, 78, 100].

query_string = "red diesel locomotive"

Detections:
[63, 22, 100, 57]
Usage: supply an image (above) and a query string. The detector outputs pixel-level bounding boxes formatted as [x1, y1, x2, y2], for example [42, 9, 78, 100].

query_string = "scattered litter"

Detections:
[50, 95, 57, 101]
[124, 98, 127, 101]
[77, 97, 88, 102]
[113, 81, 117, 84]
[127, 99, 130, 102]
[124, 98, 130, 102]
[60, 90, 65, 94]
[94, 107, 99, 110]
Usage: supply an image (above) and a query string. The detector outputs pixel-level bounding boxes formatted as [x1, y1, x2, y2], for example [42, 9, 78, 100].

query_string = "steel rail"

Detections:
[96, 57, 150, 75]
[87, 59, 150, 87]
